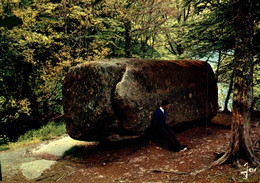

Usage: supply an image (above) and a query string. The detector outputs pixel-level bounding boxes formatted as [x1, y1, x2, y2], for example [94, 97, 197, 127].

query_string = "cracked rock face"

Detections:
[62, 59, 218, 141]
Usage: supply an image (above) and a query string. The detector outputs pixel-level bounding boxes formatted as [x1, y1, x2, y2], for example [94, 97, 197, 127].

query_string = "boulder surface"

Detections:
[63, 59, 218, 141]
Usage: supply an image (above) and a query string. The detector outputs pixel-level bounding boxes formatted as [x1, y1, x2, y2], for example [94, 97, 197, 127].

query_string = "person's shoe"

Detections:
[179, 145, 188, 152]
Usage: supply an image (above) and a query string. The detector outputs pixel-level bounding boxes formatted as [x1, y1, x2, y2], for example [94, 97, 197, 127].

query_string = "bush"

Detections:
[0, 121, 66, 151]
[17, 121, 66, 142]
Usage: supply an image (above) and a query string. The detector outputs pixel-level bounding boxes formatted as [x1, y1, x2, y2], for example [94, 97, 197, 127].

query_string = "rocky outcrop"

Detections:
[62, 59, 218, 141]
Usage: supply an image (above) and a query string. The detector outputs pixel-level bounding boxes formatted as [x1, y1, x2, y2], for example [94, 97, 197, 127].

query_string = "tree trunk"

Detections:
[223, 70, 234, 113]
[124, 20, 132, 58]
[212, 0, 259, 167]
[142, 35, 150, 58]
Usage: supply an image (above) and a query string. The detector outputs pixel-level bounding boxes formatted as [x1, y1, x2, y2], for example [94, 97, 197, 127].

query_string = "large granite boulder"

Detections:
[63, 59, 218, 141]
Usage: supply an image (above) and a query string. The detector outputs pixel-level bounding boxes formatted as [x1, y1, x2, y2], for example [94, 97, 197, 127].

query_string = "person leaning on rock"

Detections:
[150, 100, 187, 152]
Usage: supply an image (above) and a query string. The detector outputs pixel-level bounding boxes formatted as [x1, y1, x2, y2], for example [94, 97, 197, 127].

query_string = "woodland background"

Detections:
[0, 0, 259, 144]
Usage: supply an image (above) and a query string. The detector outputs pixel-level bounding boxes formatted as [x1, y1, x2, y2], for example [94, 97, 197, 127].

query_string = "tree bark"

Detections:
[212, 0, 259, 167]
[215, 50, 222, 83]
[124, 20, 132, 58]
[223, 69, 234, 113]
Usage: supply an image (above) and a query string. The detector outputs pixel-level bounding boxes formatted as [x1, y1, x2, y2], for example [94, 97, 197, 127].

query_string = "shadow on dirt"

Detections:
[62, 136, 149, 165]
[61, 117, 228, 163]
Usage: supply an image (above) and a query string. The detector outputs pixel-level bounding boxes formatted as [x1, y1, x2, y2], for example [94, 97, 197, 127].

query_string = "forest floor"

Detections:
[1, 112, 260, 182]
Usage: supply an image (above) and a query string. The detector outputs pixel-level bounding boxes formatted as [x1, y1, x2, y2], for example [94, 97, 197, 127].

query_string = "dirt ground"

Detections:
[4, 112, 260, 182]
[26, 112, 258, 183]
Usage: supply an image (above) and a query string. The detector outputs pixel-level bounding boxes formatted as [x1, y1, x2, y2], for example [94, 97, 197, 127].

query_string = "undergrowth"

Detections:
[0, 122, 66, 151]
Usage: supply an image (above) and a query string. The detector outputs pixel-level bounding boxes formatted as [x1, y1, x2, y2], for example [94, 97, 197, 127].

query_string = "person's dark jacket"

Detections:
[151, 108, 166, 127]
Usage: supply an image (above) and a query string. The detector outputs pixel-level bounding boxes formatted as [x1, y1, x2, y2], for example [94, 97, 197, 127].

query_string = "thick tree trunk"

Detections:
[231, 0, 258, 166]
[212, 0, 259, 167]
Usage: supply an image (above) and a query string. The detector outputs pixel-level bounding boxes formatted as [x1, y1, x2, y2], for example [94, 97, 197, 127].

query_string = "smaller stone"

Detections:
[20, 160, 56, 179]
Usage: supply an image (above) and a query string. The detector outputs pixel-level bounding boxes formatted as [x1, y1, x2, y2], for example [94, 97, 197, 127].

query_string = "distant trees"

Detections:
[180, 0, 259, 112]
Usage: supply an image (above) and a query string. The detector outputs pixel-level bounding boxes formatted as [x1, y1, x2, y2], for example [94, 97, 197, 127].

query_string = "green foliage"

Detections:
[17, 121, 66, 142]
[0, 121, 66, 151]
[0, 29, 32, 126]
[176, 0, 234, 59]
[0, 144, 9, 151]
[0, 134, 9, 146]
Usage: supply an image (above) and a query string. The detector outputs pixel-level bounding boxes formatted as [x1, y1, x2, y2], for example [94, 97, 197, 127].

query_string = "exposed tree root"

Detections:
[253, 135, 260, 151]
[152, 142, 260, 178]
